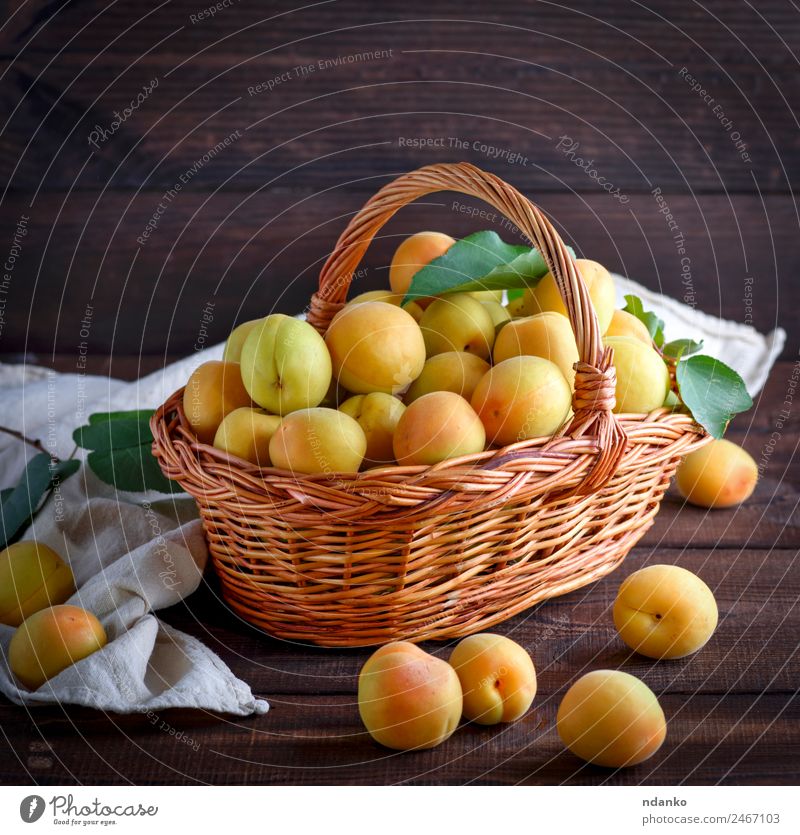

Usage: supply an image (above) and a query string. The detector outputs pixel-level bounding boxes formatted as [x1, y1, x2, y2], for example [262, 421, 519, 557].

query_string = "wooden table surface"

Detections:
[1, 357, 797, 786]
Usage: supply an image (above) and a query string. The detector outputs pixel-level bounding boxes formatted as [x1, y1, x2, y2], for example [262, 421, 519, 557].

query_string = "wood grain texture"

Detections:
[0, 362, 797, 785]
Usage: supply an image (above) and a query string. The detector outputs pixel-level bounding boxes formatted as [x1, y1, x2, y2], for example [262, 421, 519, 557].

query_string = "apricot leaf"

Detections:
[676, 355, 752, 439]
[663, 338, 704, 360]
[0, 453, 80, 549]
[403, 231, 569, 303]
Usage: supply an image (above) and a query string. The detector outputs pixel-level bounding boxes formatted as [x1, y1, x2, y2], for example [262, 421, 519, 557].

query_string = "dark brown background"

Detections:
[0, 0, 798, 789]
[0, 0, 797, 369]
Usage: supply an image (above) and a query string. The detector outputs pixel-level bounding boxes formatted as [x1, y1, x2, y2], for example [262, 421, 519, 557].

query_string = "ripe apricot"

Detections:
[240, 314, 332, 416]
[419, 293, 496, 360]
[481, 299, 511, 332]
[389, 231, 455, 299]
[347, 289, 424, 322]
[521, 259, 615, 334]
[605, 335, 670, 414]
[606, 309, 652, 344]
[325, 301, 426, 395]
[222, 318, 263, 362]
[393, 391, 485, 466]
[557, 670, 666, 768]
[9, 605, 107, 690]
[493, 312, 579, 386]
[183, 361, 251, 444]
[676, 439, 758, 508]
[213, 407, 281, 466]
[449, 634, 537, 725]
[339, 393, 405, 466]
[358, 641, 463, 750]
[268, 407, 366, 474]
[471, 356, 572, 446]
[404, 352, 490, 404]
[470, 290, 504, 303]
[505, 295, 527, 318]
[0, 541, 75, 627]
[614, 564, 718, 659]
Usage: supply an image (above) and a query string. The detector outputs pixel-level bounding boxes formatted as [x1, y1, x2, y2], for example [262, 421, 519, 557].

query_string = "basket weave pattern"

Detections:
[152, 163, 708, 647]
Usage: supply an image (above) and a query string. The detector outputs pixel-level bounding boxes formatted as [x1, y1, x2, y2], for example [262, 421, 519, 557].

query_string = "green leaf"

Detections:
[623, 294, 665, 347]
[663, 338, 704, 361]
[403, 231, 567, 303]
[676, 355, 753, 438]
[87, 444, 180, 494]
[74, 418, 153, 452]
[76, 409, 177, 494]
[0, 454, 80, 549]
[506, 288, 525, 302]
[89, 409, 154, 424]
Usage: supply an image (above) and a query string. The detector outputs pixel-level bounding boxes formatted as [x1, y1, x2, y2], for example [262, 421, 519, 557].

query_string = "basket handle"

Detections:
[308, 162, 626, 491]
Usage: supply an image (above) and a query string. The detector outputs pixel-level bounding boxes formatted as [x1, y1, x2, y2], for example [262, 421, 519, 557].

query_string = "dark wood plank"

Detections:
[0, 191, 794, 356]
[0, 0, 797, 193]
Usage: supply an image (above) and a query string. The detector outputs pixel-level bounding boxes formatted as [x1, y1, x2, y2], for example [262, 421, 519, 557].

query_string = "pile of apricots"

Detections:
[182, 230, 758, 513]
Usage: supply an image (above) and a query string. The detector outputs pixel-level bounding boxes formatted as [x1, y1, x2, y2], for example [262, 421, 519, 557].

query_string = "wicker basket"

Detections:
[151, 162, 708, 647]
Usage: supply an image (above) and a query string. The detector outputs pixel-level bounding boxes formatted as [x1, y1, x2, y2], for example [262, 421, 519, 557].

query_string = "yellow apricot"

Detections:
[614, 564, 718, 659]
[0, 542, 75, 627]
[358, 641, 463, 750]
[449, 633, 537, 725]
[605, 336, 671, 414]
[325, 301, 426, 395]
[268, 407, 366, 474]
[213, 407, 281, 466]
[557, 670, 666, 768]
[481, 299, 511, 332]
[9, 605, 107, 690]
[404, 352, 490, 404]
[339, 393, 405, 466]
[676, 439, 758, 508]
[606, 309, 652, 344]
[521, 259, 615, 333]
[389, 231, 456, 298]
[505, 296, 527, 318]
[493, 312, 579, 386]
[240, 314, 332, 416]
[183, 361, 251, 444]
[469, 290, 504, 303]
[393, 391, 486, 466]
[471, 356, 572, 446]
[347, 289, 424, 322]
[222, 318, 263, 362]
[419, 293, 496, 360]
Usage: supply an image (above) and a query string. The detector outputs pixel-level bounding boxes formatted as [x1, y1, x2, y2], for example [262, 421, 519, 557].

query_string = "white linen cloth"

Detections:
[0, 274, 785, 713]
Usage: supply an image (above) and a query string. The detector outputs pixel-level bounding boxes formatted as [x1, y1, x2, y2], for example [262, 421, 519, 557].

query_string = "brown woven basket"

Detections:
[151, 162, 708, 647]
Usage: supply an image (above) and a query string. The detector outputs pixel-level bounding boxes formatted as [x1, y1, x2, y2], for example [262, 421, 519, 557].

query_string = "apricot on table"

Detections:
[419, 293, 496, 360]
[471, 355, 572, 446]
[325, 301, 426, 395]
[183, 360, 252, 444]
[449, 633, 537, 725]
[347, 289, 424, 322]
[605, 335, 671, 414]
[9, 605, 107, 690]
[521, 259, 616, 334]
[213, 407, 281, 466]
[339, 393, 405, 466]
[493, 312, 579, 387]
[605, 309, 652, 344]
[358, 641, 463, 750]
[222, 318, 264, 363]
[613, 564, 718, 660]
[675, 439, 758, 509]
[389, 231, 456, 299]
[240, 314, 332, 416]
[557, 669, 667, 768]
[393, 391, 485, 466]
[0, 541, 75, 627]
[404, 351, 490, 404]
[269, 407, 366, 474]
